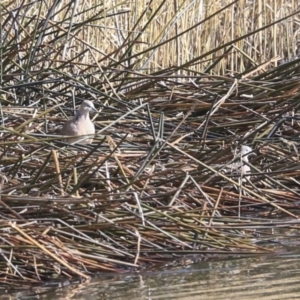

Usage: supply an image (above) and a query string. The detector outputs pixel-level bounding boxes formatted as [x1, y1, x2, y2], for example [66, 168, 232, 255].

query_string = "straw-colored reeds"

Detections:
[1, 0, 300, 287]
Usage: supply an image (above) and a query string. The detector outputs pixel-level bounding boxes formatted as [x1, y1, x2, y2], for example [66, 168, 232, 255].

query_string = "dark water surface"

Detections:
[3, 251, 300, 300]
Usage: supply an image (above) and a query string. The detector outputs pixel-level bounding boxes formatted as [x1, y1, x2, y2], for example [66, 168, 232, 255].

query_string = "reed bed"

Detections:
[1, 0, 300, 289]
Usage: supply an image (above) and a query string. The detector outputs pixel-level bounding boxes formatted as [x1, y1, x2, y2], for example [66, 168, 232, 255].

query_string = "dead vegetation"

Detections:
[1, 0, 300, 288]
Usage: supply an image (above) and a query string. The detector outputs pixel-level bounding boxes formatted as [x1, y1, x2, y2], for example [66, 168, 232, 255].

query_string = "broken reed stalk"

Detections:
[51, 149, 64, 196]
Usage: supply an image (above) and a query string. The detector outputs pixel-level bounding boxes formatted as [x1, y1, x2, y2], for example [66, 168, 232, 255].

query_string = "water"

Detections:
[4, 251, 300, 299]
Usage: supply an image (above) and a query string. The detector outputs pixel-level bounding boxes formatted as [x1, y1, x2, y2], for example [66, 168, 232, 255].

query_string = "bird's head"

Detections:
[240, 145, 256, 162]
[80, 100, 97, 113]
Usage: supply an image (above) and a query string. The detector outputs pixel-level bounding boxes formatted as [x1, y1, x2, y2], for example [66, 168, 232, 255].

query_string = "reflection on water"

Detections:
[4, 252, 300, 300]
